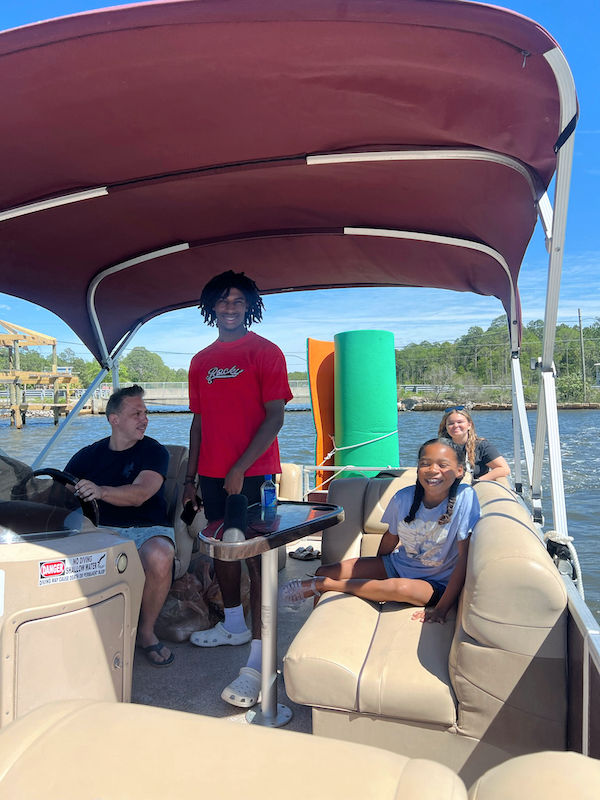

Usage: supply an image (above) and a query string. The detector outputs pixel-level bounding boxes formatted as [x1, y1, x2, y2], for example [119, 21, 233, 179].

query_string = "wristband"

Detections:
[183, 477, 196, 485]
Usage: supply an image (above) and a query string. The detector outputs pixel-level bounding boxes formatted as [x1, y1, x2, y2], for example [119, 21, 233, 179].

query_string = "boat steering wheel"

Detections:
[31, 468, 100, 527]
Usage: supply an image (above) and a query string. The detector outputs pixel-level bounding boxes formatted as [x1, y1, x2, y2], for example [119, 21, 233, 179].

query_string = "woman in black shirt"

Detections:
[438, 407, 510, 481]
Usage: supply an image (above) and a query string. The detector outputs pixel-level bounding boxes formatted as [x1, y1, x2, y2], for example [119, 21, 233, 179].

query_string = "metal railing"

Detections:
[0, 388, 67, 401]
[297, 463, 402, 498]
[398, 384, 511, 392]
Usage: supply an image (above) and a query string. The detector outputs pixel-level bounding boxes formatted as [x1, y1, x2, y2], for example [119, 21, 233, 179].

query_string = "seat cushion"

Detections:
[284, 592, 381, 711]
[0, 700, 468, 800]
[359, 601, 457, 724]
[468, 751, 600, 800]
[284, 593, 457, 726]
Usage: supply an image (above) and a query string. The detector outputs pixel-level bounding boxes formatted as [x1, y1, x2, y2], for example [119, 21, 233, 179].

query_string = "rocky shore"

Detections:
[399, 400, 600, 411]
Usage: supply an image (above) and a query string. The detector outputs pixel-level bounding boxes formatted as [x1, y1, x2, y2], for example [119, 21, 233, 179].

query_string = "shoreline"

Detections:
[0, 404, 312, 420]
[402, 402, 600, 412]
[3, 402, 600, 422]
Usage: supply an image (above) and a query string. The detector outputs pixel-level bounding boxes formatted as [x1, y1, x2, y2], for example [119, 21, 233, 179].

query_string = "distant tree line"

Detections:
[0, 346, 188, 388]
[0, 346, 312, 390]
[395, 316, 600, 403]
[5, 320, 600, 403]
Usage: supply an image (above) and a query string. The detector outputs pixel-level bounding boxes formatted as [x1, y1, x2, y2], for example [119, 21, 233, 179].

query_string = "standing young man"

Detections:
[183, 271, 292, 708]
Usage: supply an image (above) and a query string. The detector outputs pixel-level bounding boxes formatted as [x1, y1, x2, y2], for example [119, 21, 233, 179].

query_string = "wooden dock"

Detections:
[0, 402, 73, 428]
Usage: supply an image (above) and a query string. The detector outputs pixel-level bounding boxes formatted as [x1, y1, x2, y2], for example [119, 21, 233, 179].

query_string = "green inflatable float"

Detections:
[333, 330, 399, 478]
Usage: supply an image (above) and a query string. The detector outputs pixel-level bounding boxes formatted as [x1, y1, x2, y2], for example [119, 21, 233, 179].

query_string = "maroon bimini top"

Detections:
[0, 1, 573, 361]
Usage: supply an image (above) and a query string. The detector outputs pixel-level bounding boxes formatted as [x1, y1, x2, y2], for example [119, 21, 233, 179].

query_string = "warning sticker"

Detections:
[39, 552, 107, 586]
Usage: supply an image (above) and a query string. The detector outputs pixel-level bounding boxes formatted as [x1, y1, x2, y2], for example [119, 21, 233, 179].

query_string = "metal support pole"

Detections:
[246, 547, 292, 727]
[511, 357, 521, 493]
[531, 371, 548, 525]
[14, 341, 21, 407]
[579, 308, 587, 402]
[7, 346, 15, 420]
[542, 371, 568, 536]
[510, 355, 533, 490]
[32, 368, 108, 469]
[112, 357, 120, 392]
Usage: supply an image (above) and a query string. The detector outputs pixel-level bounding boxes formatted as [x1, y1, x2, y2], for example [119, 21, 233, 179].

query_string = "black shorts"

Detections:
[199, 475, 264, 522]
[382, 555, 447, 606]
[426, 581, 447, 607]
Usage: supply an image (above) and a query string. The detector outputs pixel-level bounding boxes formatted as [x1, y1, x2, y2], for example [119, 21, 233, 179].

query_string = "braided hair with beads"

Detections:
[404, 437, 466, 525]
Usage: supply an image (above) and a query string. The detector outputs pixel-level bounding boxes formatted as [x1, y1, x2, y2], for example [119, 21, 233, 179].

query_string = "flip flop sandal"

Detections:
[298, 550, 320, 560]
[290, 545, 321, 561]
[221, 667, 261, 708]
[136, 641, 175, 667]
[289, 546, 308, 559]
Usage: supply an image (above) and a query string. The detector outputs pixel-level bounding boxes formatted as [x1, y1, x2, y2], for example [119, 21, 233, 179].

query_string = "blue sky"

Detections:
[0, 1, 598, 371]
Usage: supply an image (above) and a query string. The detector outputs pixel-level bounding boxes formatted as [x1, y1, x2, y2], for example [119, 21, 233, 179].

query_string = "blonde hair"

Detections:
[438, 409, 479, 472]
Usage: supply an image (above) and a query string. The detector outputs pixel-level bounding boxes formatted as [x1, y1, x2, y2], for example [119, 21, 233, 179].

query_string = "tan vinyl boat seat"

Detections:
[468, 751, 600, 799]
[164, 444, 204, 579]
[284, 475, 568, 787]
[0, 700, 467, 800]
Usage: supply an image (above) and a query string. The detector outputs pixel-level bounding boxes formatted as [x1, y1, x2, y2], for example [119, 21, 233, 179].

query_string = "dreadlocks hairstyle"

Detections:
[404, 437, 466, 525]
[199, 270, 264, 327]
[438, 408, 479, 473]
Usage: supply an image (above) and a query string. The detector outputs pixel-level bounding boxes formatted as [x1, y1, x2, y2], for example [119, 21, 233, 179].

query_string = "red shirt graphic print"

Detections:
[188, 332, 293, 478]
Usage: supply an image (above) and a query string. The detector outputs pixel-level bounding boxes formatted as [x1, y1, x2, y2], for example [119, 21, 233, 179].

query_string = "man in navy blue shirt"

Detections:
[67, 385, 175, 667]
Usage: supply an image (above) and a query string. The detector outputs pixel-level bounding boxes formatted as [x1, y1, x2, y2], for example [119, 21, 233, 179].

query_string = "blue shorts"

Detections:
[102, 525, 175, 550]
[382, 554, 447, 606]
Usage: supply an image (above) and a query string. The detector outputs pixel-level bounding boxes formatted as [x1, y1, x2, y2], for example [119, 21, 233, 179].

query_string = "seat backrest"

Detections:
[323, 470, 417, 563]
[163, 444, 189, 526]
[276, 463, 303, 501]
[449, 480, 568, 756]
[164, 444, 203, 580]
[363, 470, 418, 533]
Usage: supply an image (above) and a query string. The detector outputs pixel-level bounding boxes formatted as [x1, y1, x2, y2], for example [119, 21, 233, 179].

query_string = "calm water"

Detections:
[2, 408, 599, 620]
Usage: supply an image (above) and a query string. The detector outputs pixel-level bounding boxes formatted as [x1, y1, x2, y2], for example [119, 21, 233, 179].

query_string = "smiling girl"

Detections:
[280, 438, 480, 623]
[439, 407, 510, 482]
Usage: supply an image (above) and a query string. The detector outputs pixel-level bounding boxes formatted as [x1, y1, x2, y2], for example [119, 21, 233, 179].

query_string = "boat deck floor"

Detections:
[131, 537, 320, 734]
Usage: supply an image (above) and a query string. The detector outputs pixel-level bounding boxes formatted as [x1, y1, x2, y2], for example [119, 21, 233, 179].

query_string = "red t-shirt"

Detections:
[188, 331, 293, 478]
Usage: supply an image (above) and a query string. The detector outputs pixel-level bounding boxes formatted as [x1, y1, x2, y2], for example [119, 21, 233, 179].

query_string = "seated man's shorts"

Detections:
[101, 525, 175, 550]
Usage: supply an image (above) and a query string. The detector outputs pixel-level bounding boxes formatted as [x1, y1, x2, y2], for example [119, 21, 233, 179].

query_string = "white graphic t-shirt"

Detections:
[381, 484, 480, 583]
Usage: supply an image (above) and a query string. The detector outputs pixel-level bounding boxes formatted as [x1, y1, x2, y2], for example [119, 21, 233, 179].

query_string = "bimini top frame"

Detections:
[0, 1, 577, 538]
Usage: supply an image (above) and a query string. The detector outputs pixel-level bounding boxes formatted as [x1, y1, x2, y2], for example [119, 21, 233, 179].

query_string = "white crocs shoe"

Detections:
[221, 667, 261, 708]
[190, 622, 252, 647]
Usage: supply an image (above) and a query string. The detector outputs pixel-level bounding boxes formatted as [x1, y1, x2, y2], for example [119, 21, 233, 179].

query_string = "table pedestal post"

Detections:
[246, 547, 293, 727]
